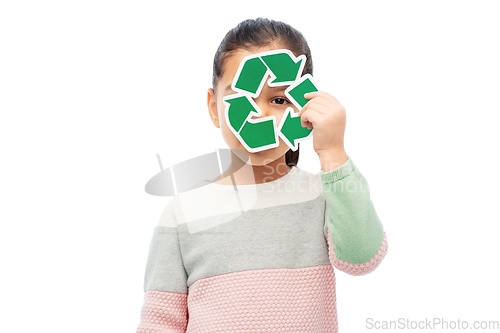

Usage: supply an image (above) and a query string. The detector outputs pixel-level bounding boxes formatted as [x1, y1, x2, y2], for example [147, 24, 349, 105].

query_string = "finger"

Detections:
[302, 92, 339, 111]
[298, 101, 328, 117]
[304, 96, 331, 109]
[299, 108, 322, 128]
[304, 91, 340, 105]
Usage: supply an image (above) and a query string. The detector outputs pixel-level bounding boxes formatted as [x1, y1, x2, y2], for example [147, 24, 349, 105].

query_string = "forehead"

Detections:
[222, 48, 260, 78]
[219, 47, 284, 93]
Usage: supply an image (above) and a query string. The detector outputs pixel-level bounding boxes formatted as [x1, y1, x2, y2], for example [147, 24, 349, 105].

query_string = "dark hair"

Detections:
[212, 18, 313, 167]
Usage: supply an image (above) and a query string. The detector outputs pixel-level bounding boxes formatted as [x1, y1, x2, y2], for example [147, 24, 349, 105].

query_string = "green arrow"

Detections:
[279, 108, 312, 150]
[224, 95, 258, 132]
[239, 119, 277, 149]
[261, 52, 303, 84]
[234, 57, 268, 95]
[286, 76, 318, 108]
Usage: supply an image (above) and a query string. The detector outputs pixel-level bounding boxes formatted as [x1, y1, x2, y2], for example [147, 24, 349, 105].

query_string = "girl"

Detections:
[137, 18, 388, 332]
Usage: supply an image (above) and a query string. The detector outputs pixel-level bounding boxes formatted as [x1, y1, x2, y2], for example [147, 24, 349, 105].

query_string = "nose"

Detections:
[250, 103, 270, 119]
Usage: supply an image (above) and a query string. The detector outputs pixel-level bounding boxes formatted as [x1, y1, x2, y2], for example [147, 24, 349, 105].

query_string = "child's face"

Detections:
[208, 46, 300, 166]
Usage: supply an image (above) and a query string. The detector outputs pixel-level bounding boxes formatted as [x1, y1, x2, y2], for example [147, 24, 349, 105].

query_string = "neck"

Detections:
[215, 150, 292, 185]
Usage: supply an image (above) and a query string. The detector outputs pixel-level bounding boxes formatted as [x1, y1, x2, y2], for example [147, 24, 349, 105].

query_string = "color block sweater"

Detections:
[136, 156, 388, 332]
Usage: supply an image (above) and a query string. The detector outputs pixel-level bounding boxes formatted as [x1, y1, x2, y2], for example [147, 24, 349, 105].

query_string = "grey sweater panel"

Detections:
[144, 226, 188, 293]
[143, 167, 330, 293]
[178, 194, 329, 288]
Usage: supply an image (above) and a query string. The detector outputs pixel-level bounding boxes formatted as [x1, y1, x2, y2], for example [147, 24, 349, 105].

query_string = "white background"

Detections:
[1, 0, 499, 332]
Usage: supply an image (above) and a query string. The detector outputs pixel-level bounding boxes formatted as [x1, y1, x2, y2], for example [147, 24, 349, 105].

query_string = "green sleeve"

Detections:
[320, 156, 384, 265]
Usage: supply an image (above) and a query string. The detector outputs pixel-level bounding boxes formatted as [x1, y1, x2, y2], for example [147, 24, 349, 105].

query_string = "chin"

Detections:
[228, 140, 288, 166]
[247, 148, 287, 166]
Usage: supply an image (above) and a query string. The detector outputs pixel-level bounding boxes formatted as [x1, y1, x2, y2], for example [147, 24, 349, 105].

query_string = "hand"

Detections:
[298, 91, 348, 170]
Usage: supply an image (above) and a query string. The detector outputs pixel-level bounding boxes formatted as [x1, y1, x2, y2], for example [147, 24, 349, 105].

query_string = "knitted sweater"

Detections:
[136, 156, 388, 332]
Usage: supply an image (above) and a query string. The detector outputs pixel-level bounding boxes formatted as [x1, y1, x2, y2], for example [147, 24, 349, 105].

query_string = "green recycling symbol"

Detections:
[223, 49, 319, 153]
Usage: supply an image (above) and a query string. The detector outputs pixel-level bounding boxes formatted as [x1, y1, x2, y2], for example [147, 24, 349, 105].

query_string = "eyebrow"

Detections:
[224, 85, 288, 93]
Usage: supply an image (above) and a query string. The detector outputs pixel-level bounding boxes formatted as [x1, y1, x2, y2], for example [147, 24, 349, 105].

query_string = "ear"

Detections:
[207, 88, 220, 128]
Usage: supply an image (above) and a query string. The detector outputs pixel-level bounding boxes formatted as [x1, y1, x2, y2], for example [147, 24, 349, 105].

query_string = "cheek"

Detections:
[289, 105, 300, 113]
[221, 125, 243, 150]
[276, 105, 298, 126]
[218, 103, 242, 147]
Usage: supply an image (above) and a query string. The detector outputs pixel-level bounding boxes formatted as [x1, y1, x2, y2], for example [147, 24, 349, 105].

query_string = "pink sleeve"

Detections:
[136, 290, 188, 333]
[326, 228, 388, 276]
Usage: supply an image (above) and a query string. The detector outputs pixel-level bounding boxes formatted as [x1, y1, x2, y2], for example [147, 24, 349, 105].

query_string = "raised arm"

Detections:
[320, 156, 388, 276]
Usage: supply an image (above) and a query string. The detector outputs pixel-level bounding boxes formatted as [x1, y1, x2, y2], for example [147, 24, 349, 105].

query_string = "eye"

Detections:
[271, 97, 290, 105]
